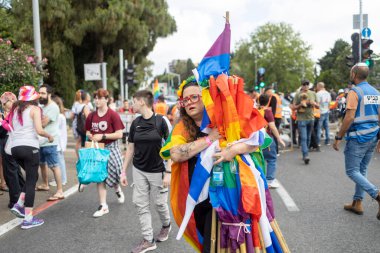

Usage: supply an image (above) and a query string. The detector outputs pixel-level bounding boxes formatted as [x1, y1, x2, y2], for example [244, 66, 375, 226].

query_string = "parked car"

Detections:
[281, 97, 292, 129]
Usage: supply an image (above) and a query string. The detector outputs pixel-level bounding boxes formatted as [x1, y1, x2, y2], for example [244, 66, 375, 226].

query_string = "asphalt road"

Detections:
[1, 142, 380, 253]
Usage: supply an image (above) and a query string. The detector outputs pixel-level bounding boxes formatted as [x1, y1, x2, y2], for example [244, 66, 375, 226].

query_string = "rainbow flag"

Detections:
[153, 79, 160, 101]
[193, 22, 231, 85]
[160, 121, 205, 252]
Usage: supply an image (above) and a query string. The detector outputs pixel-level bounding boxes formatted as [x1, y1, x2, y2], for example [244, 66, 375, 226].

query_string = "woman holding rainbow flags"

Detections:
[160, 77, 259, 252]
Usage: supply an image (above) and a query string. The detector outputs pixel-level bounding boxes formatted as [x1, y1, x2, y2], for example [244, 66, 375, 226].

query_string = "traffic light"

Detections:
[256, 67, 265, 88]
[362, 38, 374, 69]
[346, 33, 360, 67]
[125, 63, 137, 86]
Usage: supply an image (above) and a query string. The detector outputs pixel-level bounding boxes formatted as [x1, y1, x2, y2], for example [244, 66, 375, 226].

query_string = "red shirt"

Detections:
[85, 108, 124, 145]
[263, 108, 274, 137]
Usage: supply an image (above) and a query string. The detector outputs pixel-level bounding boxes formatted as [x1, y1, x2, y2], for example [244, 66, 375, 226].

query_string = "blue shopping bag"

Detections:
[76, 142, 110, 185]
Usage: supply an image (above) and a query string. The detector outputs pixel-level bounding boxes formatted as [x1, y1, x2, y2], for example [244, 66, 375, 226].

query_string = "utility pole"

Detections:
[119, 49, 124, 100]
[359, 0, 363, 62]
[32, 0, 42, 86]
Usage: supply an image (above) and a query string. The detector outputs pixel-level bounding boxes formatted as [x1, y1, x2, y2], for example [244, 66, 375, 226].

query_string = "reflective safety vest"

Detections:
[266, 94, 282, 119]
[346, 82, 380, 143]
[154, 102, 169, 116]
[313, 107, 320, 118]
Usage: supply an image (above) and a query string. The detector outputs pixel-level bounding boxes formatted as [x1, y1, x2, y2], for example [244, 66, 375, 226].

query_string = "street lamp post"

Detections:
[32, 0, 43, 86]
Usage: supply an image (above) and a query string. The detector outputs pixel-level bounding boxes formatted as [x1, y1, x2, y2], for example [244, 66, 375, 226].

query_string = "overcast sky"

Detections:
[148, 0, 380, 76]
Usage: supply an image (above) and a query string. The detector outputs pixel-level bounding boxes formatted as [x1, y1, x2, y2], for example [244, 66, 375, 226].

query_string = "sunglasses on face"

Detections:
[179, 94, 201, 107]
[302, 83, 309, 86]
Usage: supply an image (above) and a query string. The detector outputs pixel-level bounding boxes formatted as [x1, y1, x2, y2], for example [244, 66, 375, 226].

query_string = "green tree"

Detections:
[0, 39, 47, 94]
[231, 22, 314, 92]
[168, 58, 195, 87]
[317, 39, 351, 90]
[6, 0, 176, 105]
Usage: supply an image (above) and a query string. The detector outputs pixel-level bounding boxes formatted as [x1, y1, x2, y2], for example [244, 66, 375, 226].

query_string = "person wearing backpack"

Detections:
[71, 90, 90, 158]
[121, 90, 172, 253]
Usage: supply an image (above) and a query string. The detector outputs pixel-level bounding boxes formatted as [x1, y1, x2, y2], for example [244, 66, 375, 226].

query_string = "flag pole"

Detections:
[225, 11, 230, 24]
[211, 209, 217, 253]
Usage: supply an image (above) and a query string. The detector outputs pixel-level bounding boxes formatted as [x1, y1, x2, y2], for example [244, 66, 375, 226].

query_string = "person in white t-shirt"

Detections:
[316, 82, 332, 145]
[51, 96, 67, 186]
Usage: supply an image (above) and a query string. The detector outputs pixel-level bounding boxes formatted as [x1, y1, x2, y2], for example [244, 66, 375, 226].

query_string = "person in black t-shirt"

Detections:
[121, 90, 172, 253]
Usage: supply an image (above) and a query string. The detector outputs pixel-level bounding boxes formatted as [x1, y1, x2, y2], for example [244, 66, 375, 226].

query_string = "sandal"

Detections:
[47, 195, 65, 201]
[36, 185, 50, 191]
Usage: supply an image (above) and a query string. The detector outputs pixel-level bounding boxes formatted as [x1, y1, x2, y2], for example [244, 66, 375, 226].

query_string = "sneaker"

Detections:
[93, 205, 109, 218]
[10, 203, 25, 218]
[21, 217, 44, 229]
[156, 224, 171, 242]
[304, 157, 310, 165]
[131, 239, 157, 253]
[116, 191, 125, 204]
[268, 179, 280, 189]
[49, 181, 67, 187]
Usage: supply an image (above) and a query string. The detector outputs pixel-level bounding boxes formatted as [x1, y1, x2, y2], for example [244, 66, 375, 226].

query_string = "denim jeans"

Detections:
[344, 136, 379, 200]
[298, 120, 314, 159]
[262, 138, 277, 181]
[319, 113, 330, 144]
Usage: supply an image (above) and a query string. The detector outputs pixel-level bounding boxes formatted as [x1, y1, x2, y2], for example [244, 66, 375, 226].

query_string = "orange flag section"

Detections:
[206, 74, 267, 142]
[237, 156, 262, 217]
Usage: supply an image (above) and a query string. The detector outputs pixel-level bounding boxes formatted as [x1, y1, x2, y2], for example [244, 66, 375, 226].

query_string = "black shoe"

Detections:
[304, 157, 310, 165]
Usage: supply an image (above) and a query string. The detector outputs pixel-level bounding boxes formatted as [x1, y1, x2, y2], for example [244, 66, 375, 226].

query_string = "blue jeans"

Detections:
[57, 151, 67, 184]
[319, 113, 330, 144]
[298, 120, 314, 159]
[262, 138, 277, 181]
[344, 136, 379, 200]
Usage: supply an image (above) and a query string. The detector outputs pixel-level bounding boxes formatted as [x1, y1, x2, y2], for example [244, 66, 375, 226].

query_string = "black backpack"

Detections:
[76, 106, 87, 135]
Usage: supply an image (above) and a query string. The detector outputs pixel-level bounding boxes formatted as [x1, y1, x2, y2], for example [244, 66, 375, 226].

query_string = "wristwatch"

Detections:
[102, 134, 106, 140]
[335, 135, 343, 140]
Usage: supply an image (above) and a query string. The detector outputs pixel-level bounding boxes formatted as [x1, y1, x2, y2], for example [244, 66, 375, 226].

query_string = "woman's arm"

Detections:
[31, 106, 53, 140]
[213, 142, 258, 164]
[170, 137, 210, 163]
[170, 127, 221, 162]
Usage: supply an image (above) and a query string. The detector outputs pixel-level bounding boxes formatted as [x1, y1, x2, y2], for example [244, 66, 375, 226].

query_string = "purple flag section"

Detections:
[204, 23, 231, 57]
[193, 23, 231, 83]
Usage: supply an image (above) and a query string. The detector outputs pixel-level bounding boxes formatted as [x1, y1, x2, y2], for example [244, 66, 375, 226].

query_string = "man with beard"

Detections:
[36, 84, 64, 201]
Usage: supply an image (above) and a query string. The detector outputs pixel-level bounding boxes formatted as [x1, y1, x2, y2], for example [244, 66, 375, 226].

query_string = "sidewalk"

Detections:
[0, 134, 80, 226]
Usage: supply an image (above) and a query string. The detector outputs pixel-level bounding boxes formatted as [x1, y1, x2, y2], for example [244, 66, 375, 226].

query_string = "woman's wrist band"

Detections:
[205, 136, 213, 146]
[165, 170, 171, 174]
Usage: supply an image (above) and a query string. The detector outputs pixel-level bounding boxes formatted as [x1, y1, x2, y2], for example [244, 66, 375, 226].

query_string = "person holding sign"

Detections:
[333, 63, 380, 220]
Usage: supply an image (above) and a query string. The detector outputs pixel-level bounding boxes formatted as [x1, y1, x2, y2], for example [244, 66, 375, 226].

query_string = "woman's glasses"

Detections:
[179, 94, 201, 107]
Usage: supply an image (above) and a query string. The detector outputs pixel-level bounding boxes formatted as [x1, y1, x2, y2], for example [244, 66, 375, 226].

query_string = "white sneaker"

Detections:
[93, 205, 109, 218]
[49, 181, 66, 187]
[116, 191, 125, 204]
[268, 179, 280, 189]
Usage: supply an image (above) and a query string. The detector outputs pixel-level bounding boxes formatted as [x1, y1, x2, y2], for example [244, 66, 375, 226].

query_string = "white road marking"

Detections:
[0, 184, 79, 237]
[275, 180, 300, 212]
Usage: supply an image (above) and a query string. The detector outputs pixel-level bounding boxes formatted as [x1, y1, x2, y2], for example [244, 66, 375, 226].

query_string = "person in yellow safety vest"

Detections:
[154, 95, 169, 116]
[264, 88, 282, 155]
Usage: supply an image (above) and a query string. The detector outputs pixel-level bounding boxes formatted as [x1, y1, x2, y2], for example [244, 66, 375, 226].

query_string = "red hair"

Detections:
[93, 88, 109, 99]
